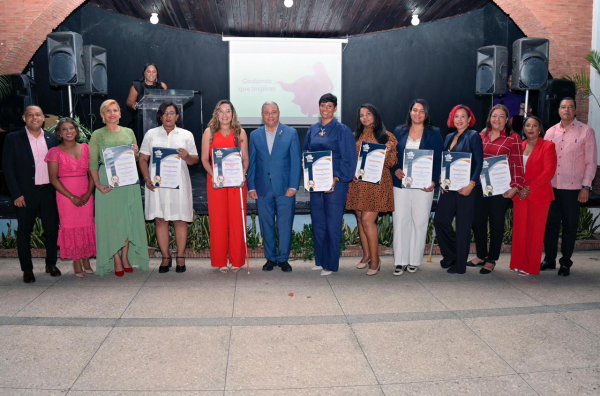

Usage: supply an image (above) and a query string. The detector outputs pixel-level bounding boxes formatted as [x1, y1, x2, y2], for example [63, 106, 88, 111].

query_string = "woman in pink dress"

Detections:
[45, 118, 96, 277]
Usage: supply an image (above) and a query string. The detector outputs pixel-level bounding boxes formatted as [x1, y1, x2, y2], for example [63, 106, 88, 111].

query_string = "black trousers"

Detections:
[16, 186, 59, 272]
[472, 192, 510, 261]
[434, 190, 476, 273]
[543, 188, 581, 267]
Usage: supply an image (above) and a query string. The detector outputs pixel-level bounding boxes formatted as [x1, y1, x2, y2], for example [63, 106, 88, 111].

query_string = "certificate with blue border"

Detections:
[441, 151, 471, 191]
[151, 147, 181, 189]
[355, 142, 387, 184]
[303, 151, 333, 192]
[102, 144, 139, 188]
[479, 155, 511, 196]
[212, 147, 244, 188]
[402, 149, 434, 189]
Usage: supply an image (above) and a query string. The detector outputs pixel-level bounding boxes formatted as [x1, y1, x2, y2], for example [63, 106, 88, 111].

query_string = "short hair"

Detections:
[156, 100, 182, 127]
[485, 104, 512, 137]
[54, 117, 81, 142]
[261, 101, 279, 112]
[100, 99, 121, 123]
[524, 116, 545, 138]
[319, 93, 337, 107]
[447, 104, 476, 129]
[405, 99, 432, 128]
[560, 97, 577, 109]
[23, 105, 43, 116]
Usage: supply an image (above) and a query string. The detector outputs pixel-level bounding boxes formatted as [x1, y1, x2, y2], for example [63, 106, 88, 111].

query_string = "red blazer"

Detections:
[513, 139, 557, 204]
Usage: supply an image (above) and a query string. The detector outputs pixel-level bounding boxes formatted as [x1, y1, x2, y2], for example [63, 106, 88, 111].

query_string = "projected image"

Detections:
[276, 62, 334, 117]
[229, 40, 342, 125]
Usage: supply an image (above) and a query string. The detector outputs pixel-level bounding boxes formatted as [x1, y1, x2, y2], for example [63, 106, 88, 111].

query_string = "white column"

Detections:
[590, 0, 600, 159]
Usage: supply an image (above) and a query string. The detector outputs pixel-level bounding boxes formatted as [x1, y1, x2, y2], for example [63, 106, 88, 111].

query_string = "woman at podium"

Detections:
[126, 63, 167, 143]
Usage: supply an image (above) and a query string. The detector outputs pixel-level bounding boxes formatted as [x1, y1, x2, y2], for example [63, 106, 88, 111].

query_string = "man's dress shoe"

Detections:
[23, 271, 36, 283]
[45, 266, 62, 277]
[540, 261, 556, 271]
[262, 260, 277, 271]
[278, 261, 293, 272]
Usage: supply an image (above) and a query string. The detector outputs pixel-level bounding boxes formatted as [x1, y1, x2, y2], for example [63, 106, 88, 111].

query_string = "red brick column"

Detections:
[492, 0, 593, 121]
[0, 0, 85, 74]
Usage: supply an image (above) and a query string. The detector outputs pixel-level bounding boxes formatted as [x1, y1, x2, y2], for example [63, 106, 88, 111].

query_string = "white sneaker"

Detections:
[321, 270, 333, 276]
[311, 266, 322, 271]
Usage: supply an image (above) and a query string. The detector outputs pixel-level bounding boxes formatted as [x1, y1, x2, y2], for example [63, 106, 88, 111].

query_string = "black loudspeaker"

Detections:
[537, 79, 577, 130]
[476, 45, 508, 95]
[512, 38, 549, 90]
[47, 31, 85, 86]
[0, 74, 35, 132]
[74, 45, 108, 95]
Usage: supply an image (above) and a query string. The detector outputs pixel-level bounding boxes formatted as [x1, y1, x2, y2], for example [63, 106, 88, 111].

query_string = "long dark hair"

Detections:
[137, 63, 163, 87]
[156, 101, 183, 127]
[404, 99, 432, 128]
[354, 104, 388, 144]
[485, 104, 512, 137]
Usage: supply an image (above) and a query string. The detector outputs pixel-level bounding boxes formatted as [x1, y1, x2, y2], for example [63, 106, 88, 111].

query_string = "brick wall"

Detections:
[0, 0, 85, 74]
[493, 0, 594, 122]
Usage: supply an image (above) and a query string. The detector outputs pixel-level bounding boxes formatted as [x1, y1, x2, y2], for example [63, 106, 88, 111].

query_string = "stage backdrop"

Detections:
[29, 3, 524, 156]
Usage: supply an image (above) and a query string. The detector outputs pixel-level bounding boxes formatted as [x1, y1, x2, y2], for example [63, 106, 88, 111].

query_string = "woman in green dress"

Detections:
[89, 99, 149, 276]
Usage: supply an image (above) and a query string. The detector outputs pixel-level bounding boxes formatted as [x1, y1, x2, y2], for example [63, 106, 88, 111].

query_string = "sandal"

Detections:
[231, 266, 242, 273]
[407, 265, 418, 273]
[393, 265, 406, 276]
[219, 267, 229, 273]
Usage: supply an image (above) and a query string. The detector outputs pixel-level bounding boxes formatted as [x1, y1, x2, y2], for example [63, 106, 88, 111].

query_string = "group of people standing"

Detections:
[2, 66, 597, 282]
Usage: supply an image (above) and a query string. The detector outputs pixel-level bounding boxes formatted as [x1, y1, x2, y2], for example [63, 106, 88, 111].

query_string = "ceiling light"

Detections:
[150, 13, 159, 24]
[284, 0, 293, 8]
[411, 15, 420, 26]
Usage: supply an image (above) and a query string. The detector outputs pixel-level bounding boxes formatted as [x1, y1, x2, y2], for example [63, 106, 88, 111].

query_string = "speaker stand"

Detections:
[523, 89, 530, 139]
[67, 85, 74, 117]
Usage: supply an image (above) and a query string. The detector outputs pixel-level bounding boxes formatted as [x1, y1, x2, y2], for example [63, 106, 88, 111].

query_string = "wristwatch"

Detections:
[583, 186, 592, 191]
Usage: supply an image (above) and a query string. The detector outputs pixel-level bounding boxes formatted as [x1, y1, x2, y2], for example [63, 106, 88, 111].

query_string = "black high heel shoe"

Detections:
[175, 257, 186, 273]
[479, 260, 496, 274]
[159, 257, 171, 273]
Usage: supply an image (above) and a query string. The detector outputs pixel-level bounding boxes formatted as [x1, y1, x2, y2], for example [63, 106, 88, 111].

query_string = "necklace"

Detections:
[319, 127, 326, 137]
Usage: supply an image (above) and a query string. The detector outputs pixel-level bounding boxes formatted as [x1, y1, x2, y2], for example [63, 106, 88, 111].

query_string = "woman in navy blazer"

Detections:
[391, 99, 443, 275]
[434, 105, 484, 274]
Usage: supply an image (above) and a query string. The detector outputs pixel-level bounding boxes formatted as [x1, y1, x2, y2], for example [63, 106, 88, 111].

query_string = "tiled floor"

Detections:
[0, 252, 599, 395]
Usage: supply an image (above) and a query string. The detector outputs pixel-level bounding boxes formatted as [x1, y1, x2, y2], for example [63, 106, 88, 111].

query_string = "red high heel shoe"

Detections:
[115, 270, 124, 277]
[123, 267, 133, 273]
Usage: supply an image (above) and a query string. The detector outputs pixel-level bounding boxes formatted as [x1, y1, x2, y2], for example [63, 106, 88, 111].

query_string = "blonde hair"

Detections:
[207, 100, 243, 143]
[100, 99, 121, 123]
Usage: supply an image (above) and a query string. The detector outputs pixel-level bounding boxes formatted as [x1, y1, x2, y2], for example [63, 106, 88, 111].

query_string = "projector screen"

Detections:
[227, 38, 344, 125]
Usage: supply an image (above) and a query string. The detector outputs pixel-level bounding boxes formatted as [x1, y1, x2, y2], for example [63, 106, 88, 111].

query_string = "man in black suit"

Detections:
[2, 105, 61, 283]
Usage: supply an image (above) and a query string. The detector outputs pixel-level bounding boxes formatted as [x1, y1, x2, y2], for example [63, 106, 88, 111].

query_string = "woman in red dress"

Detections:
[45, 118, 96, 277]
[201, 100, 249, 273]
[510, 116, 557, 275]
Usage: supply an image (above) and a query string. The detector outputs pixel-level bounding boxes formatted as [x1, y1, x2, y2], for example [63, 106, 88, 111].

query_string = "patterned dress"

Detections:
[345, 127, 397, 212]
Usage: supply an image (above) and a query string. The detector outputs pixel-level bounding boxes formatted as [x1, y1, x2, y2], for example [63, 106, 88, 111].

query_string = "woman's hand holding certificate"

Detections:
[440, 151, 472, 191]
[102, 145, 139, 188]
[479, 155, 512, 197]
[402, 149, 434, 189]
[151, 147, 182, 189]
[212, 147, 244, 188]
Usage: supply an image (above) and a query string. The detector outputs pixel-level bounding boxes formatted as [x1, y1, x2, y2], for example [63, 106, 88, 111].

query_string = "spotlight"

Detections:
[150, 13, 159, 24]
[284, 0, 293, 8]
[411, 15, 420, 26]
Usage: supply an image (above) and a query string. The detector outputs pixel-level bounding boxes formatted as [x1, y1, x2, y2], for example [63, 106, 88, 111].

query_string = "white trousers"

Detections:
[392, 187, 434, 266]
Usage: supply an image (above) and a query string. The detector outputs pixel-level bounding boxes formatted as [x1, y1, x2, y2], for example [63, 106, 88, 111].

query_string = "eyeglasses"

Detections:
[163, 112, 177, 117]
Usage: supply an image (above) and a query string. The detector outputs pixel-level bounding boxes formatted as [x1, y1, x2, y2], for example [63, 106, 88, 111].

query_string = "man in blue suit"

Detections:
[247, 101, 302, 272]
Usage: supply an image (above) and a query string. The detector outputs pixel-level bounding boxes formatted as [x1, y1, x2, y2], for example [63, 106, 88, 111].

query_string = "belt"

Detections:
[34, 184, 51, 189]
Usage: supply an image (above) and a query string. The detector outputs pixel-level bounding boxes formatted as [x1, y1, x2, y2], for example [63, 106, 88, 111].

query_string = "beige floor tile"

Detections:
[464, 313, 600, 372]
[233, 285, 343, 318]
[0, 286, 48, 316]
[225, 386, 383, 395]
[15, 286, 140, 318]
[235, 264, 329, 287]
[225, 324, 378, 390]
[562, 309, 600, 337]
[144, 261, 237, 287]
[521, 367, 600, 396]
[68, 391, 221, 396]
[122, 286, 234, 318]
[72, 326, 230, 391]
[0, 259, 70, 286]
[506, 279, 600, 305]
[54, 260, 154, 287]
[382, 375, 537, 395]
[0, 390, 67, 395]
[0, 325, 110, 389]
[424, 280, 542, 310]
[352, 320, 514, 383]
[332, 283, 447, 315]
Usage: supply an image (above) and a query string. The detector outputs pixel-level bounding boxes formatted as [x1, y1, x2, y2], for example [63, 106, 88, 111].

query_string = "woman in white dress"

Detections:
[139, 101, 199, 273]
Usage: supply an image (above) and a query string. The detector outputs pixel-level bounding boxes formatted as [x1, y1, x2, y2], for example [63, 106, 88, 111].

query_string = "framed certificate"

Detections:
[212, 147, 244, 188]
[355, 142, 387, 184]
[303, 151, 333, 192]
[402, 149, 434, 189]
[441, 151, 472, 191]
[150, 147, 181, 189]
[102, 145, 139, 188]
[480, 155, 512, 196]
